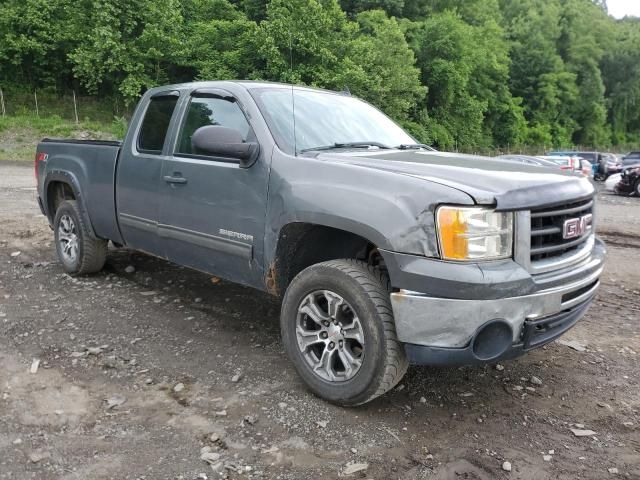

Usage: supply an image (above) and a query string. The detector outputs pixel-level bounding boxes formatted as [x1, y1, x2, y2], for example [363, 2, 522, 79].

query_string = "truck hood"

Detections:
[315, 150, 595, 210]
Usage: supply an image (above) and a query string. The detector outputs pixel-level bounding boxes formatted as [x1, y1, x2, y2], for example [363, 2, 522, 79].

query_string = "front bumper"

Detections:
[386, 238, 605, 366]
[403, 295, 594, 366]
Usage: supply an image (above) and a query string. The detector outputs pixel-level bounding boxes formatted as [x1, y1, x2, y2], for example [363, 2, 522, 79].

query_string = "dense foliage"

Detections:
[0, 0, 638, 149]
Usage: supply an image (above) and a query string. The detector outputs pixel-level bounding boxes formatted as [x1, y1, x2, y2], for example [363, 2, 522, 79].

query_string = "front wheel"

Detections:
[280, 259, 408, 406]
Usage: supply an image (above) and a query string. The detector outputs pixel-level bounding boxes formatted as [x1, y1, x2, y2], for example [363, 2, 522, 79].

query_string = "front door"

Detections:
[159, 91, 269, 288]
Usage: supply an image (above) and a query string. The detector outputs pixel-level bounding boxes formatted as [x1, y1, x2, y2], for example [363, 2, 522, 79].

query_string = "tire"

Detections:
[280, 259, 408, 406]
[53, 200, 107, 275]
[635, 180, 640, 197]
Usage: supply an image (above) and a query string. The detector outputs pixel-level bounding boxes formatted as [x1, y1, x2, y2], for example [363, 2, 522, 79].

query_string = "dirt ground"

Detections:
[0, 163, 638, 480]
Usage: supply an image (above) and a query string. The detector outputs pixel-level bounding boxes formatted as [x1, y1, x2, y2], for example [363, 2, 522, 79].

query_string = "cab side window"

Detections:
[177, 97, 253, 156]
[138, 95, 179, 154]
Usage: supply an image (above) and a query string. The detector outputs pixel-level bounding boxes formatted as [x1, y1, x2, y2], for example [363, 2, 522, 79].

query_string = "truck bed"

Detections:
[36, 138, 123, 244]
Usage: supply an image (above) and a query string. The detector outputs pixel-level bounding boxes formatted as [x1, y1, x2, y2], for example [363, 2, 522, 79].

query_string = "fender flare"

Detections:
[269, 212, 393, 255]
[43, 170, 98, 238]
[264, 214, 392, 296]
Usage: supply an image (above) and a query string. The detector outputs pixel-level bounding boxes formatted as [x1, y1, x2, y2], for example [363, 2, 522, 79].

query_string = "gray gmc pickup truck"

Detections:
[35, 81, 605, 405]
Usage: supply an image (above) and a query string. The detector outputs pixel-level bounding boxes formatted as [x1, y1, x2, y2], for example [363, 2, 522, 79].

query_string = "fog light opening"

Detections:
[472, 320, 512, 361]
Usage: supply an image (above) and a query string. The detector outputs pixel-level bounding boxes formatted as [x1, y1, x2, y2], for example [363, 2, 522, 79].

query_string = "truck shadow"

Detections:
[101, 246, 595, 420]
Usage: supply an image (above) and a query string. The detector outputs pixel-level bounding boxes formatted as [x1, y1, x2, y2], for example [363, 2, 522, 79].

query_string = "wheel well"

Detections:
[267, 223, 383, 296]
[47, 181, 76, 220]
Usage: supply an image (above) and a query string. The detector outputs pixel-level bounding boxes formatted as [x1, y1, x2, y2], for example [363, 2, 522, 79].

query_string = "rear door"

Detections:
[115, 91, 180, 256]
[158, 89, 269, 288]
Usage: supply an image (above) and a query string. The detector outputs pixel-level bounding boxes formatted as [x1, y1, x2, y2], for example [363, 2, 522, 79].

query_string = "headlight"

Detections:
[436, 206, 513, 261]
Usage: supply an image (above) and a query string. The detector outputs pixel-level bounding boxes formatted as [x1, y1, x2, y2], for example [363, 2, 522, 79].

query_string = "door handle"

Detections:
[164, 175, 187, 184]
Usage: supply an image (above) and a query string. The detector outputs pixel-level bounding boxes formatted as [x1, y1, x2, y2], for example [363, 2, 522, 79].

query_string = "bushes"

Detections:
[0, 0, 638, 150]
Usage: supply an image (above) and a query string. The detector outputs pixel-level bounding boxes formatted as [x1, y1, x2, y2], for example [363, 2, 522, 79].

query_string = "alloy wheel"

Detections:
[58, 214, 79, 264]
[295, 290, 365, 382]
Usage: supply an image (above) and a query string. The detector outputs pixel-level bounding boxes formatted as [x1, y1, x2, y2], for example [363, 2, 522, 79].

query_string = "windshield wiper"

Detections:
[396, 143, 436, 151]
[299, 142, 391, 153]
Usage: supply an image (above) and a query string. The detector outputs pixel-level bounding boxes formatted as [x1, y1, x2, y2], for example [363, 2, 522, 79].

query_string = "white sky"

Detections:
[607, 0, 640, 18]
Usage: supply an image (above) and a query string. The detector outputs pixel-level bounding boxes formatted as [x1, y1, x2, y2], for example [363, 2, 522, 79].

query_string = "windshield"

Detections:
[252, 87, 415, 155]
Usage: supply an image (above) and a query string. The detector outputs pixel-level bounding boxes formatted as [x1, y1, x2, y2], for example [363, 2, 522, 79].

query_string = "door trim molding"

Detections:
[119, 213, 157, 234]
[119, 213, 252, 259]
[158, 224, 252, 259]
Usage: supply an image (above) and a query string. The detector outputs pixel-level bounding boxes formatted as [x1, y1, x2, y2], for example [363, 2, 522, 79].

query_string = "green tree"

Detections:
[0, 0, 75, 89]
[257, 1, 422, 122]
[257, 0, 357, 85]
[601, 17, 640, 145]
[0, 0, 638, 149]
[404, 12, 488, 148]
[457, 0, 527, 147]
[339, 0, 405, 17]
[339, 10, 424, 120]
[558, 0, 611, 146]
[403, 1, 527, 148]
[501, 0, 579, 146]
[68, 0, 184, 100]
[180, 0, 261, 81]
[228, 0, 270, 22]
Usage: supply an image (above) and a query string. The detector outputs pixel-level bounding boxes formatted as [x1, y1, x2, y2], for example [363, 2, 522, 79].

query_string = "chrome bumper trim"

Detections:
[390, 266, 602, 349]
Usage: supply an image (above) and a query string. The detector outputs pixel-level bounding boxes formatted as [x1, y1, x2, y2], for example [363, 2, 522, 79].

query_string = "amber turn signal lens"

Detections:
[437, 207, 469, 259]
[436, 206, 513, 261]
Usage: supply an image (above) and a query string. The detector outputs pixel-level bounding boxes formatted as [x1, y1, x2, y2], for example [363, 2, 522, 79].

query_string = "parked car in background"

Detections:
[497, 154, 561, 168]
[539, 155, 581, 172]
[547, 151, 580, 160]
[580, 159, 594, 178]
[601, 153, 623, 179]
[546, 151, 621, 180]
[573, 152, 610, 180]
[614, 166, 640, 196]
[622, 151, 640, 167]
[605, 173, 622, 192]
[573, 151, 598, 164]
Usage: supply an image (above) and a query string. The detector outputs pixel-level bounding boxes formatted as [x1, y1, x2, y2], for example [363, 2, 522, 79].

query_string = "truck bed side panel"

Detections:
[40, 140, 123, 243]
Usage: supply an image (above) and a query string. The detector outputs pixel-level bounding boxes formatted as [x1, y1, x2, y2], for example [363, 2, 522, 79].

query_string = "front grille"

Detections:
[530, 197, 593, 263]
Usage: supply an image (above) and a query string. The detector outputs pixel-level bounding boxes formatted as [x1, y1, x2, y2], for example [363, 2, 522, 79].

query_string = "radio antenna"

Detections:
[289, 33, 298, 156]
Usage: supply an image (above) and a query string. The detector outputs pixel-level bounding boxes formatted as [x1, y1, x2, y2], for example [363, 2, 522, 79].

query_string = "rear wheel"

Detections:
[280, 259, 408, 406]
[54, 200, 107, 275]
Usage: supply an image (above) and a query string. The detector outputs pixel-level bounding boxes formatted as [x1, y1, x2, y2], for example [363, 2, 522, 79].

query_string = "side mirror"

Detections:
[191, 125, 259, 168]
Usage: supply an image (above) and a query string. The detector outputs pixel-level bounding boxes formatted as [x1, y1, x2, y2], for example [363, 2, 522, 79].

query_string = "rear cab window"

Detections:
[175, 94, 254, 159]
[137, 93, 179, 154]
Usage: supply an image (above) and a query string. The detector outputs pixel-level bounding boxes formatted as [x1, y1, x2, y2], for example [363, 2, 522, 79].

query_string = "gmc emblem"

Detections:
[563, 214, 592, 240]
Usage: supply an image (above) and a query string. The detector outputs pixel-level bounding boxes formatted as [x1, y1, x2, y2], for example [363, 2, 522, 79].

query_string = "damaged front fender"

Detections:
[264, 151, 476, 267]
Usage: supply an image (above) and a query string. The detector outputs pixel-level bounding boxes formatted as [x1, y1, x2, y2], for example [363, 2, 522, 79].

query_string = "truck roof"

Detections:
[146, 80, 342, 96]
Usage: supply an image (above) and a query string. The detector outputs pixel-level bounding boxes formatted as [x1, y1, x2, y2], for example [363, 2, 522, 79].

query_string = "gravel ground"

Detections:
[0, 163, 638, 480]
